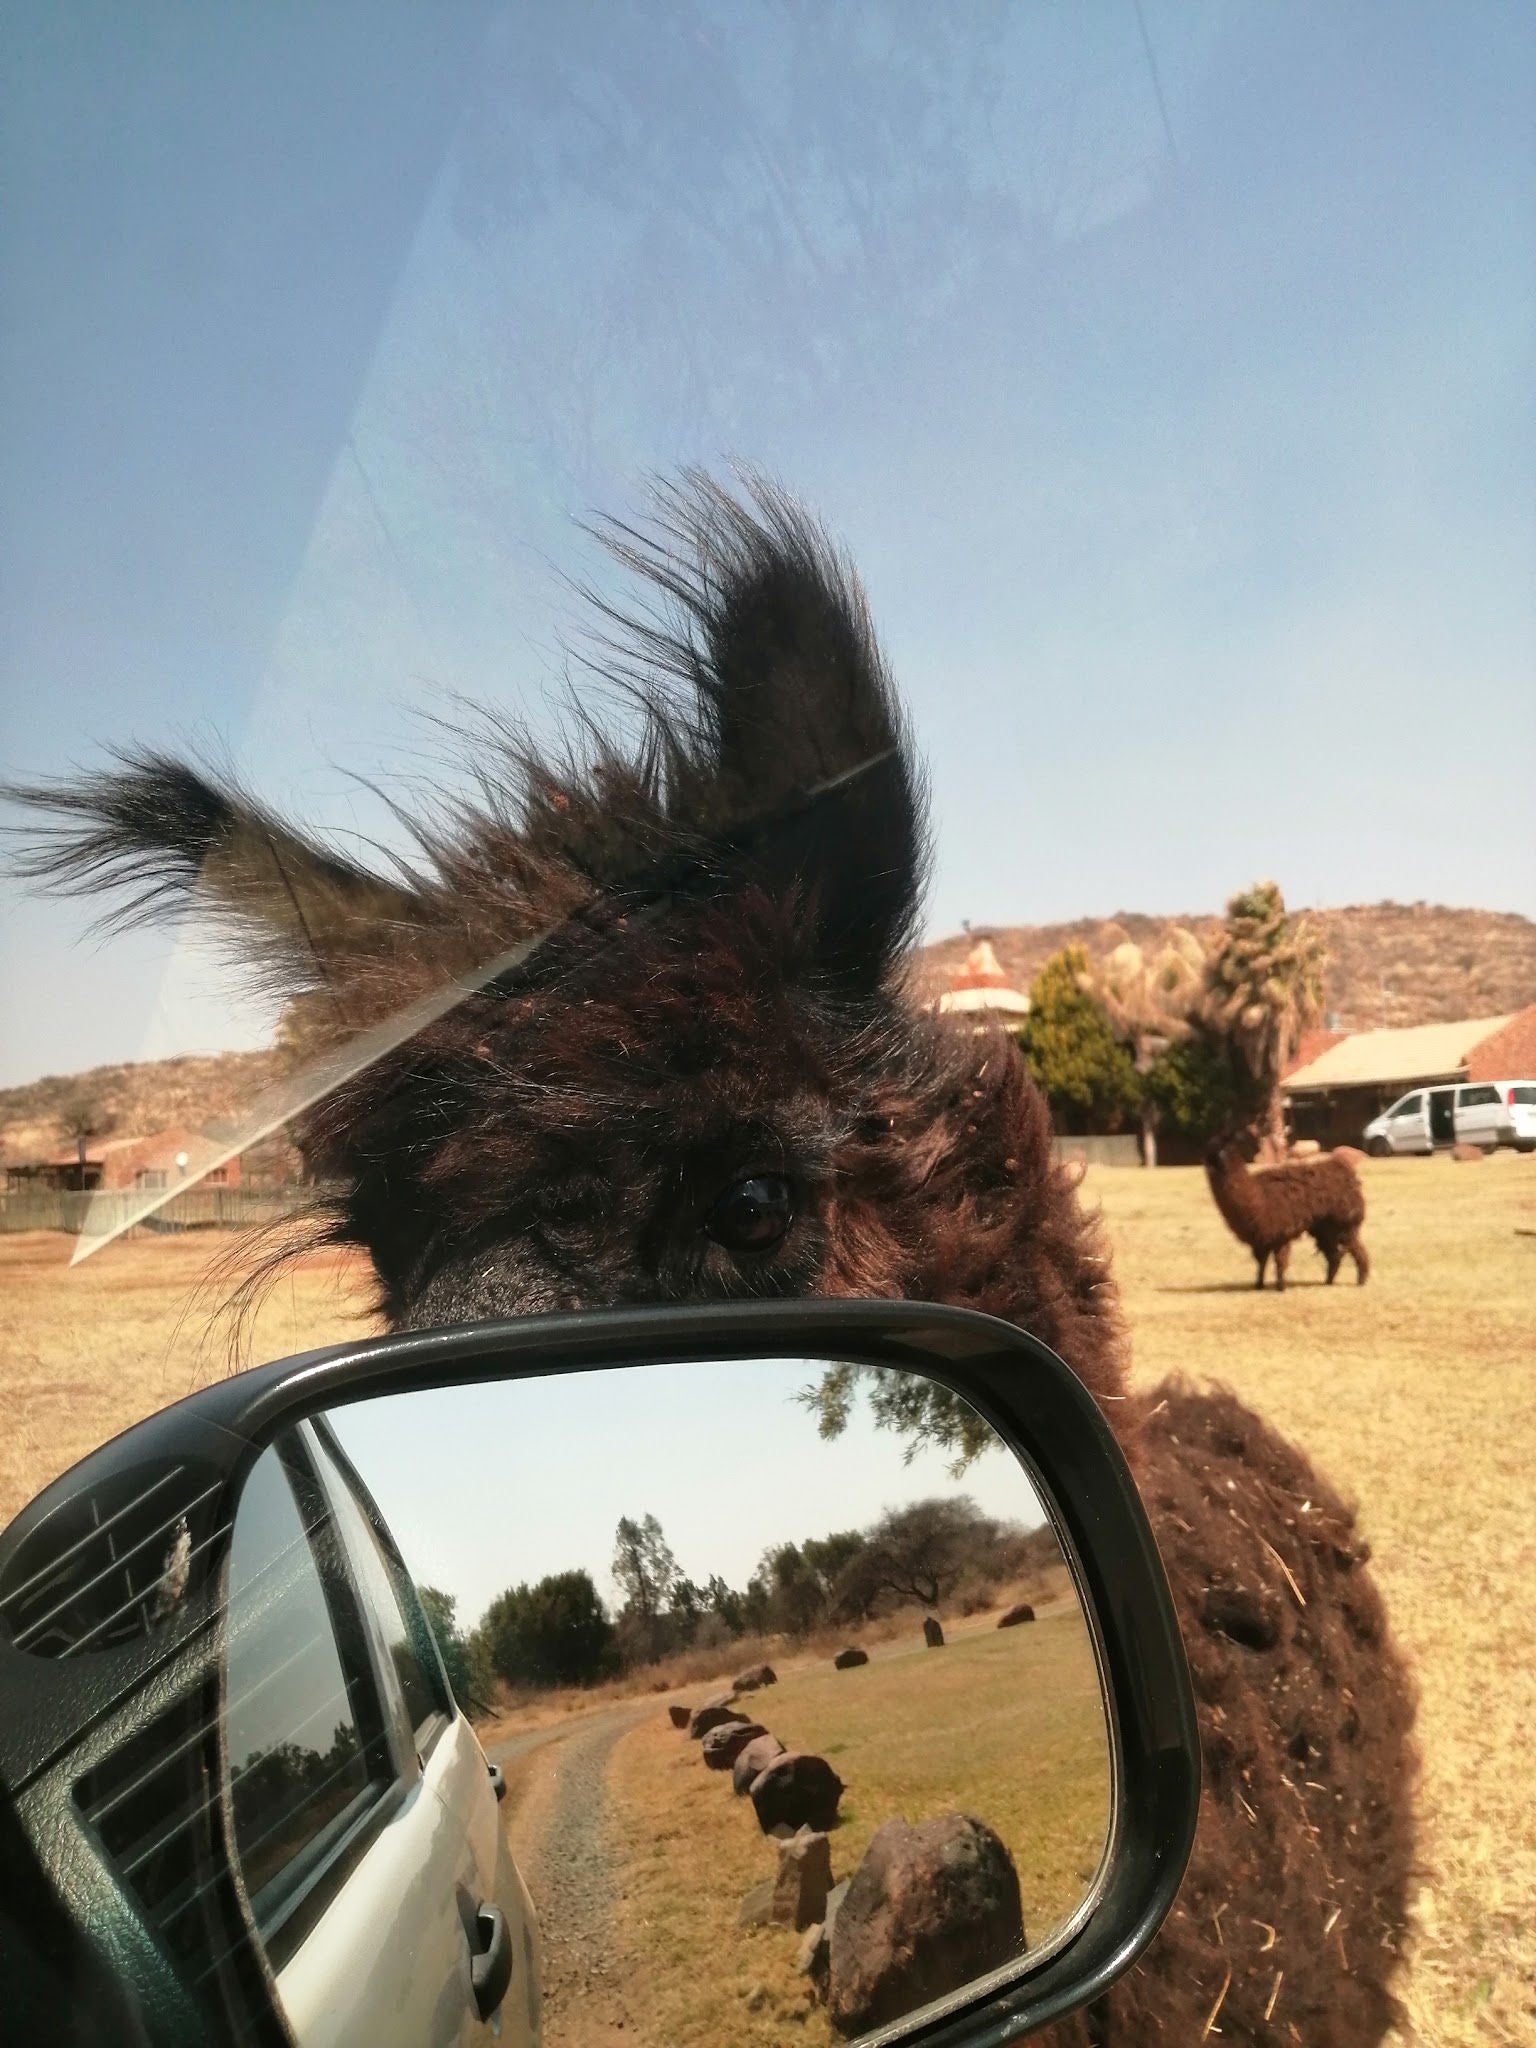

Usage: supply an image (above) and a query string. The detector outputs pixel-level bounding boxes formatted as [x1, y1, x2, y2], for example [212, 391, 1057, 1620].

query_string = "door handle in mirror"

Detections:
[469, 1902, 513, 2021]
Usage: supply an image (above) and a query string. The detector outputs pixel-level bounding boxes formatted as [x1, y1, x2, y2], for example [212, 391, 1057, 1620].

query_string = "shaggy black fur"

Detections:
[1207, 1135, 1371, 1289]
[4, 476, 1415, 2045]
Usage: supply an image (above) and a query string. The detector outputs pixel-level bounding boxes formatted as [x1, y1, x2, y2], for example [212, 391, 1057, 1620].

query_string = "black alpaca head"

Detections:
[7, 478, 935, 1328]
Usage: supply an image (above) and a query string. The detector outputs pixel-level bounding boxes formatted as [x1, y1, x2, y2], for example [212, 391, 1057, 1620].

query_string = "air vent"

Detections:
[74, 1685, 279, 2043]
[75, 1692, 230, 1975]
[0, 1457, 225, 1658]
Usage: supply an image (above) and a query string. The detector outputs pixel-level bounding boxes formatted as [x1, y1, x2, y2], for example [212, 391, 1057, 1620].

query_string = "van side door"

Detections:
[1454, 1083, 1502, 1151]
[1385, 1091, 1428, 1153]
[1427, 1088, 1456, 1147]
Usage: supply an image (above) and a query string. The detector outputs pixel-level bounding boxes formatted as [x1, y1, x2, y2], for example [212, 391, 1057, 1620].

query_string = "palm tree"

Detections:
[1087, 929, 1207, 1168]
[1204, 882, 1326, 1160]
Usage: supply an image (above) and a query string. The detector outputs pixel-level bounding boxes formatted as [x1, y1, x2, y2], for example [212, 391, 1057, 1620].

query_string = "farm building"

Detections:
[935, 939, 1030, 1028]
[3, 1126, 241, 1196]
[1284, 1005, 1536, 1147]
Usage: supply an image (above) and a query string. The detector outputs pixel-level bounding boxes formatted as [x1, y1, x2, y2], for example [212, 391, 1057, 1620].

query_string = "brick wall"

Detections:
[97, 1128, 244, 1192]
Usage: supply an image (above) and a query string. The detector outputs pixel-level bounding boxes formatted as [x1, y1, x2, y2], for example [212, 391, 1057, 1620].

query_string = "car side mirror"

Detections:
[0, 1300, 1197, 2048]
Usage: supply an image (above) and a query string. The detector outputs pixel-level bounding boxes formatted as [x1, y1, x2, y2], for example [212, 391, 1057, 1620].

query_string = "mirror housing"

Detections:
[0, 1300, 1198, 2047]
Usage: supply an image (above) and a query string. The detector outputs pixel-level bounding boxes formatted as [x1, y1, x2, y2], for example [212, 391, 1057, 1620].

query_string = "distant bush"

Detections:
[1019, 947, 1140, 1134]
[467, 1501, 1061, 1703]
[832, 1498, 1002, 1616]
[1144, 1029, 1245, 1141]
[417, 1584, 475, 1702]
[476, 1569, 618, 1689]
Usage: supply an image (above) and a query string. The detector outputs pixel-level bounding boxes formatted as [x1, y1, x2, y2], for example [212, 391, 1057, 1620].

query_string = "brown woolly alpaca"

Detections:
[7, 478, 1415, 2045]
[1207, 1134, 1371, 1290]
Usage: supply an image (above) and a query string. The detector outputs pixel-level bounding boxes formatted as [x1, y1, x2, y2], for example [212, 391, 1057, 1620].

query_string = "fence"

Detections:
[3, 1131, 1154, 1240]
[0, 1185, 309, 1237]
[1050, 1134, 1142, 1169]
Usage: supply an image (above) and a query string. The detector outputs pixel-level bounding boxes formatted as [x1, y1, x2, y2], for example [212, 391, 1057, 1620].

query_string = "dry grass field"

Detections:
[3, 1150, 1533, 2042]
[0, 1229, 377, 1525]
[1096, 1152, 1536, 2048]
[603, 1608, 1109, 2047]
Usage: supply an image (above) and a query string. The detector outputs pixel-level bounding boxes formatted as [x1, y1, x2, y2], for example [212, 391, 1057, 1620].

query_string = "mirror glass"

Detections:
[222, 1357, 1111, 2047]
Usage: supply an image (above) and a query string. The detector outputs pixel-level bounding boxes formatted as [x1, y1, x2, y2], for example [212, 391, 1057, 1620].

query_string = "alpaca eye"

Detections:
[705, 1175, 795, 1253]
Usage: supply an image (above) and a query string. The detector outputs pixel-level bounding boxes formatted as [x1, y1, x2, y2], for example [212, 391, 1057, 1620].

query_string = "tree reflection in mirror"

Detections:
[223, 1358, 1112, 2046]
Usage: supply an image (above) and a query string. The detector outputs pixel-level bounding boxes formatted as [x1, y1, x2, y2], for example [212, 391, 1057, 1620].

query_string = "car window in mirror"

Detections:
[303, 1420, 451, 1752]
[326, 1354, 1113, 2046]
[222, 1438, 394, 1939]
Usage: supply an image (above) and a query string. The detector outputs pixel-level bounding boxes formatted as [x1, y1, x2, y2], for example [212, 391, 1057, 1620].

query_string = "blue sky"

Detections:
[2, 1, 1533, 1087]
[326, 1357, 1049, 1628]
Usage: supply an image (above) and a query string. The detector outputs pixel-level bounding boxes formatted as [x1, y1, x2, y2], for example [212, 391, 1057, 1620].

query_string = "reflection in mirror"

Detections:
[219, 1359, 1105, 2048]
[222, 1357, 1111, 2048]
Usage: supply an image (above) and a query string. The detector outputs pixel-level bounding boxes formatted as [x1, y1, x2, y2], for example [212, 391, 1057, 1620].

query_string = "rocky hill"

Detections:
[914, 902, 1536, 1033]
[3, 904, 1532, 1161]
[0, 1051, 289, 1170]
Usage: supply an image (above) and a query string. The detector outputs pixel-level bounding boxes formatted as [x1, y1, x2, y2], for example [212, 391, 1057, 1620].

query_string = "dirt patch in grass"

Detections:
[601, 1610, 1108, 2047]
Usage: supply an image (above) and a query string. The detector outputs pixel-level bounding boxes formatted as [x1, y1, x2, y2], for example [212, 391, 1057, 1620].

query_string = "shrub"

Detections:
[417, 1584, 475, 1703]
[1019, 947, 1140, 1133]
[477, 1568, 617, 1688]
[1144, 1029, 1245, 1142]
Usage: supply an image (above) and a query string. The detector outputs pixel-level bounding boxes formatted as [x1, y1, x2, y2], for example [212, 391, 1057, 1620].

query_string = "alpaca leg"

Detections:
[1254, 1251, 1268, 1289]
[1273, 1240, 1290, 1290]
[1347, 1229, 1371, 1284]
[1313, 1227, 1343, 1283]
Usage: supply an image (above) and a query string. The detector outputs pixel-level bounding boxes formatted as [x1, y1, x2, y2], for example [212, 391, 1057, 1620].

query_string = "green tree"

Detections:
[478, 1569, 616, 1689]
[612, 1514, 681, 1662]
[612, 1514, 678, 1621]
[1205, 882, 1326, 1158]
[754, 1542, 827, 1638]
[1086, 930, 1207, 1167]
[739, 1573, 773, 1637]
[703, 1574, 746, 1636]
[1018, 946, 1140, 1134]
[1143, 1029, 1243, 1144]
[464, 1624, 501, 1711]
[667, 1575, 704, 1647]
[835, 1498, 997, 1613]
[801, 1530, 868, 1604]
[800, 1361, 1001, 1476]
[417, 1584, 474, 1705]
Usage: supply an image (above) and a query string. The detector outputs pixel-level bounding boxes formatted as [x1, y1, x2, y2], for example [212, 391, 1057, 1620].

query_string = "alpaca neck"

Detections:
[1206, 1153, 1261, 1237]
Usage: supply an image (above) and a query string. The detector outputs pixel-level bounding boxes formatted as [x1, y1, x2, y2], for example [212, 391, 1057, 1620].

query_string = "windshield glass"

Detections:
[3, 12, 1533, 2040]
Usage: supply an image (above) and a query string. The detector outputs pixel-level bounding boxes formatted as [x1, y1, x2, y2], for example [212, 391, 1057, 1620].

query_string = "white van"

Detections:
[1364, 1081, 1536, 1156]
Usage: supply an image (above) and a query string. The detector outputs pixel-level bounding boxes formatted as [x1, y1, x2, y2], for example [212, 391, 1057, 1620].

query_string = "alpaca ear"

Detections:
[2, 749, 433, 1021]
[601, 477, 930, 992]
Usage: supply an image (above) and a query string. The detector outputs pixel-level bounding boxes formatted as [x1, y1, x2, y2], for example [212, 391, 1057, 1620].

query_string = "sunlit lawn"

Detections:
[0, 1229, 376, 1526]
[4, 1148, 1532, 2042]
[603, 1605, 1108, 2048]
[1094, 1152, 1536, 2048]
